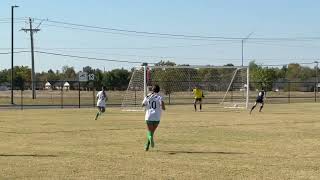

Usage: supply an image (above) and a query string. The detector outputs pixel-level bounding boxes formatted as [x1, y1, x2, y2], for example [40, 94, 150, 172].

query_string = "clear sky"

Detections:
[1, 0, 320, 72]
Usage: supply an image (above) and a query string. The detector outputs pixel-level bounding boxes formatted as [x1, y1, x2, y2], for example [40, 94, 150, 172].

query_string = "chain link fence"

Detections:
[0, 80, 319, 109]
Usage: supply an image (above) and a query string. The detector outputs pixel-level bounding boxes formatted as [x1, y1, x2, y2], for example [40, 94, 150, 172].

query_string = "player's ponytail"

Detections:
[152, 85, 160, 93]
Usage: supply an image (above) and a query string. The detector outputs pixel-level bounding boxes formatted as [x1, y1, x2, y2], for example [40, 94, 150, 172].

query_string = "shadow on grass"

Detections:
[158, 150, 247, 155]
[0, 154, 57, 157]
[0, 127, 145, 134]
[212, 120, 319, 127]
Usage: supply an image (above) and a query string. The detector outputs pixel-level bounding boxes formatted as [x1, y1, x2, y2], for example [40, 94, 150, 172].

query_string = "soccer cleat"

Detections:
[144, 140, 150, 151]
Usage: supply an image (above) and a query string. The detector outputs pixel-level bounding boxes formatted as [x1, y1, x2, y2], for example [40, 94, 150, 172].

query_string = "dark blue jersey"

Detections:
[257, 90, 265, 100]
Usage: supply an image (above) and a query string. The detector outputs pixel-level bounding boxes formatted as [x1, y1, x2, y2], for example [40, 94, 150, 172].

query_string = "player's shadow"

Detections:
[158, 150, 247, 155]
[0, 127, 145, 134]
[0, 154, 57, 157]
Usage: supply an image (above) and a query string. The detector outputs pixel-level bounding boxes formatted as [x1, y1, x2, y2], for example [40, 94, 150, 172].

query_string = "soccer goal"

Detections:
[121, 65, 249, 111]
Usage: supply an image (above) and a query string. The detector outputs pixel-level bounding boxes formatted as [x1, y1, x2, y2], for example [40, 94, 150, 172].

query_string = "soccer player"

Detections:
[192, 85, 204, 111]
[142, 85, 166, 151]
[95, 86, 108, 120]
[250, 88, 266, 114]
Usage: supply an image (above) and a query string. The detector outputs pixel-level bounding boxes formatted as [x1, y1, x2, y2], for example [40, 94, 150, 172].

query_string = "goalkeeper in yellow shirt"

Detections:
[192, 85, 204, 111]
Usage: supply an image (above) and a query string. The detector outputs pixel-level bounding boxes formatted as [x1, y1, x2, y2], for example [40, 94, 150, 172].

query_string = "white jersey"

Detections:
[96, 91, 107, 107]
[142, 93, 163, 121]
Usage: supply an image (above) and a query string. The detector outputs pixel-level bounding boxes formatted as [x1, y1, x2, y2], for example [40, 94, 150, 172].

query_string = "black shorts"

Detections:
[256, 98, 263, 103]
[97, 106, 106, 112]
[195, 98, 202, 102]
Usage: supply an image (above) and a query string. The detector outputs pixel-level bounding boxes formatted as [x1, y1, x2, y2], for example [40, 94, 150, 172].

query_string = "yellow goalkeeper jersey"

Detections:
[192, 88, 203, 99]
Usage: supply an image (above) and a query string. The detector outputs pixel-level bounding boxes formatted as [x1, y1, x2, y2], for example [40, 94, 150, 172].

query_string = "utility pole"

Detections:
[241, 39, 244, 66]
[315, 61, 319, 102]
[11, 5, 19, 104]
[21, 17, 40, 99]
[241, 32, 254, 66]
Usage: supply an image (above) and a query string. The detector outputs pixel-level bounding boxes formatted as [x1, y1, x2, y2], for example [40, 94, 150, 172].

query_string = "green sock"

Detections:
[147, 131, 153, 141]
[95, 112, 100, 119]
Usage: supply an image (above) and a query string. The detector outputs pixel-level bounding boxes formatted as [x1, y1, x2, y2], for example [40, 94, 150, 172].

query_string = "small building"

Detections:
[63, 82, 70, 91]
[45, 82, 52, 90]
[0, 82, 10, 91]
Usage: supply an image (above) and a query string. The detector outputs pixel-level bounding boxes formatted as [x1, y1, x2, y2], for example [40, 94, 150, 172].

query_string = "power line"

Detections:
[35, 48, 316, 61]
[34, 50, 149, 64]
[0, 50, 30, 55]
[0, 17, 27, 20]
[2, 49, 316, 63]
[32, 18, 320, 42]
[1, 17, 318, 42]
[41, 23, 320, 43]
[0, 21, 26, 24]
[248, 41, 320, 49]
[0, 42, 239, 51]
[35, 18, 242, 40]
[0, 48, 28, 50]
[33, 48, 238, 61]
[41, 23, 238, 42]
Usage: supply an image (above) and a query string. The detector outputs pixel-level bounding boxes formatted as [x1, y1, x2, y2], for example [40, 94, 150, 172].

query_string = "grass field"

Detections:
[0, 103, 320, 179]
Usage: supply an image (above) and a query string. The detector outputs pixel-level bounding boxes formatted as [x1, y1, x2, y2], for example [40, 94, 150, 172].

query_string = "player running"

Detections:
[250, 88, 266, 114]
[95, 86, 108, 120]
[142, 85, 166, 151]
[192, 85, 204, 111]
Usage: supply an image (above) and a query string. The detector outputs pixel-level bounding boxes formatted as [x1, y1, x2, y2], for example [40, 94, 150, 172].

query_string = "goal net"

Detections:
[122, 65, 249, 111]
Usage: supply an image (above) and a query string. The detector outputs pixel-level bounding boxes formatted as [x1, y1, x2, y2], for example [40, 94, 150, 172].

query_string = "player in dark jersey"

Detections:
[250, 89, 266, 114]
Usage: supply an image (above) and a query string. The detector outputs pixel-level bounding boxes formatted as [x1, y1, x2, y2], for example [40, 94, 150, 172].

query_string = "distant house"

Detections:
[272, 78, 320, 92]
[63, 82, 70, 91]
[0, 82, 10, 91]
[0, 86, 8, 91]
[45, 82, 52, 90]
[301, 78, 319, 92]
[272, 78, 288, 91]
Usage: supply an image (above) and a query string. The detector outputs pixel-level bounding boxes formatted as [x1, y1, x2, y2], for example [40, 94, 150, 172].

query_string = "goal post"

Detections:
[122, 65, 249, 111]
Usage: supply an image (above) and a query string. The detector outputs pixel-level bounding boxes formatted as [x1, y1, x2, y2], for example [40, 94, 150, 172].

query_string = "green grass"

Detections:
[0, 103, 320, 179]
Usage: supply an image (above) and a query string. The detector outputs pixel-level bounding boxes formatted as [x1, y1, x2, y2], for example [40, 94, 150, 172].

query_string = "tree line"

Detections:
[0, 60, 319, 92]
[249, 61, 319, 91]
[0, 65, 131, 91]
[150, 60, 319, 93]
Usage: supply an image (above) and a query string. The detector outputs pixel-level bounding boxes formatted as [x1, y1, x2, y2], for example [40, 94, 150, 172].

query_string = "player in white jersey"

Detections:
[95, 86, 108, 120]
[142, 85, 166, 151]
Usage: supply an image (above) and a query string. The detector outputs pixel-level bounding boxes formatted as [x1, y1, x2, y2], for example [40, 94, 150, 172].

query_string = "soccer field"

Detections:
[0, 103, 319, 179]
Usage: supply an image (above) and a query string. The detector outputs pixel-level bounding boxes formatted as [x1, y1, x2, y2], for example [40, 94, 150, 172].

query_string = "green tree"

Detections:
[47, 69, 59, 81]
[155, 60, 176, 66]
[93, 69, 104, 90]
[0, 69, 9, 84]
[83, 66, 94, 74]
[286, 63, 301, 80]
[12, 66, 31, 89]
[249, 61, 277, 90]
[104, 68, 130, 90]
[62, 66, 76, 80]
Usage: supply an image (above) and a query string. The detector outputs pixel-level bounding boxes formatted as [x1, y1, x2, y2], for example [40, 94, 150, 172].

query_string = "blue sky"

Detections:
[1, 0, 320, 72]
